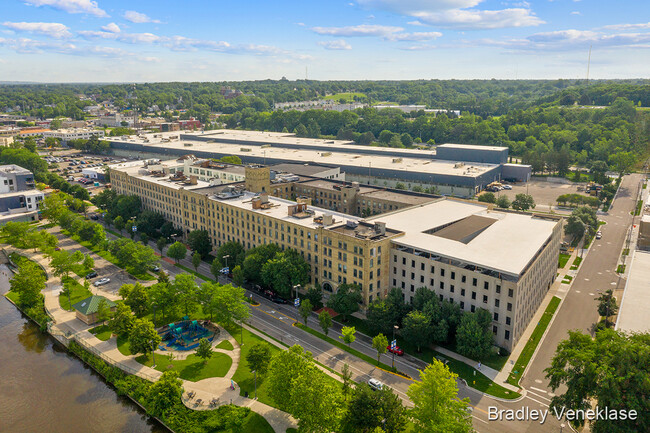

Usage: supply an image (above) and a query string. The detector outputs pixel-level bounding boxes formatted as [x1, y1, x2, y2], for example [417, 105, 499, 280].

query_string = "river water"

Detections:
[0, 264, 167, 433]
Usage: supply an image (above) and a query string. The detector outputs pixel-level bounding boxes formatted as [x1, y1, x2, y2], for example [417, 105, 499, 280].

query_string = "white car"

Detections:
[220, 267, 230, 274]
[502, 185, 512, 190]
[94, 277, 111, 286]
[596, 231, 602, 239]
[368, 378, 383, 391]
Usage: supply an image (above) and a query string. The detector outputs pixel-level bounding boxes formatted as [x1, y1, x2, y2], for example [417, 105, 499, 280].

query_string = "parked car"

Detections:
[151, 265, 160, 272]
[368, 378, 383, 391]
[387, 345, 404, 356]
[502, 185, 512, 190]
[596, 231, 602, 239]
[85, 271, 98, 279]
[94, 277, 110, 286]
[220, 267, 230, 274]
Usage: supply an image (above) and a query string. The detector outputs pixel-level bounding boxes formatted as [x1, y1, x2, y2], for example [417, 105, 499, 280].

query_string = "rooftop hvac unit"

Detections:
[346, 220, 358, 228]
[321, 152, 332, 157]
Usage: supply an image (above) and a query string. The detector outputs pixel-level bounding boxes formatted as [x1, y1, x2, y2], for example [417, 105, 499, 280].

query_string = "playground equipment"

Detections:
[158, 318, 215, 351]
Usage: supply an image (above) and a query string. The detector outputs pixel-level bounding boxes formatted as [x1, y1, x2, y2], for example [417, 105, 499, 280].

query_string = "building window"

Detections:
[493, 312, 499, 321]
[439, 282, 444, 290]
[461, 275, 466, 283]
[493, 325, 498, 334]
[440, 268, 445, 277]
[470, 305, 476, 313]
[508, 289, 514, 298]
[507, 303, 512, 312]
[472, 278, 477, 286]
[483, 295, 488, 304]
[505, 330, 510, 340]
[451, 271, 455, 280]
[495, 299, 500, 308]
[450, 285, 454, 293]
[484, 281, 489, 290]
[461, 289, 465, 296]
[420, 263, 425, 271]
[506, 317, 511, 325]
[411, 260, 415, 268]
[471, 291, 476, 300]
[460, 301, 465, 309]
[496, 285, 501, 294]
[430, 266, 435, 273]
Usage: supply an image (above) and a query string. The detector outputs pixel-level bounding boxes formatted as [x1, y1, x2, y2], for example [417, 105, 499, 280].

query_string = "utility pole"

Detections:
[586, 45, 592, 82]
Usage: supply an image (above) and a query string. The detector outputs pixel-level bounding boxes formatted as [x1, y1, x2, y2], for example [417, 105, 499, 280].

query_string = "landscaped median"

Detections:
[507, 296, 561, 388]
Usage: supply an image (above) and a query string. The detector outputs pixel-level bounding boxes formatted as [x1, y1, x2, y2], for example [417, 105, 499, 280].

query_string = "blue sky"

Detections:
[0, 0, 648, 82]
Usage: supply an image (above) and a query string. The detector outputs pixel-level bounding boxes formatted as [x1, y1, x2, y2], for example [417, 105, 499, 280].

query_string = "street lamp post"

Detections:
[253, 370, 257, 399]
[222, 254, 230, 269]
[152, 303, 157, 327]
[392, 325, 399, 370]
[151, 340, 156, 367]
[293, 284, 301, 321]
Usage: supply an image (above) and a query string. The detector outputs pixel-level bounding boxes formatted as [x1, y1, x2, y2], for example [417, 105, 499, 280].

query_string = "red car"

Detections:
[387, 345, 404, 356]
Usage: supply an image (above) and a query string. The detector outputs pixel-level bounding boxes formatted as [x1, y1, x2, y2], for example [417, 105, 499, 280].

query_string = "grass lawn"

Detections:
[216, 340, 234, 351]
[173, 263, 211, 282]
[570, 257, 583, 270]
[558, 253, 571, 269]
[58, 276, 93, 311]
[89, 324, 112, 341]
[224, 321, 283, 407]
[117, 334, 132, 356]
[136, 352, 233, 381]
[9, 253, 47, 278]
[507, 297, 561, 387]
[239, 412, 274, 433]
[5, 291, 20, 303]
[616, 264, 626, 273]
[323, 92, 366, 102]
[561, 275, 573, 284]
[62, 230, 154, 281]
[71, 263, 93, 278]
[294, 322, 407, 377]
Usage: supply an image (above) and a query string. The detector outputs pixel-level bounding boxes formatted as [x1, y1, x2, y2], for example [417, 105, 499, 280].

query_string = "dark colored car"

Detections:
[271, 296, 288, 304]
[90, 214, 99, 220]
[85, 271, 98, 279]
[387, 345, 404, 356]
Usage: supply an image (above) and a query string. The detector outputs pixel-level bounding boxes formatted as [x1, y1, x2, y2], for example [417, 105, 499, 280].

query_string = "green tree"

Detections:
[372, 333, 388, 364]
[545, 329, 650, 432]
[109, 302, 135, 336]
[214, 241, 246, 269]
[187, 229, 212, 257]
[83, 254, 94, 271]
[478, 192, 496, 204]
[96, 298, 111, 326]
[113, 215, 125, 233]
[232, 265, 244, 287]
[195, 337, 214, 364]
[367, 300, 395, 336]
[172, 273, 199, 316]
[299, 298, 313, 325]
[211, 257, 222, 280]
[496, 194, 511, 209]
[608, 151, 637, 177]
[401, 310, 433, 352]
[121, 283, 150, 317]
[167, 241, 187, 263]
[261, 250, 310, 298]
[305, 285, 323, 310]
[24, 230, 43, 252]
[207, 282, 250, 325]
[342, 384, 407, 433]
[139, 232, 149, 246]
[147, 370, 183, 418]
[48, 249, 84, 279]
[456, 311, 493, 360]
[157, 237, 167, 255]
[192, 251, 201, 272]
[246, 342, 272, 376]
[511, 193, 536, 211]
[595, 289, 618, 327]
[340, 326, 356, 347]
[341, 363, 353, 397]
[318, 310, 333, 336]
[128, 318, 161, 356]
[408, 359, 473, 433]
[149, 281, 177, 323]
[10, 259, 46, 308]
[1, 221, 31, 246]
[327, 284, 362, 322]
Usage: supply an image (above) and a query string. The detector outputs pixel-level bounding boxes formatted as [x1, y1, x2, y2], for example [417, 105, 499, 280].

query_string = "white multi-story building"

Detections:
[43, 128, 105, 143]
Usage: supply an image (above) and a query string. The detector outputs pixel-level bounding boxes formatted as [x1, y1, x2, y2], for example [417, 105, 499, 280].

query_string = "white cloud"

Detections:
[398, 44, 438, 50]
[570, 11, 581, 16]
[415, 8, 544, 29]
[101, 22, 121, 33]
[601, 22, 650, 31]
[480, 28, 650, 51]
[407, 20, 425, 26]
[312, 24, 403, 37]
[387, 31, 442, 41]
[25, 0, 108, 18]
[356, 0, 543, 29]
[318, 39, 352, 50]
[123, 10, 161, 24]
[357, 0, 481, 13]
[2, 22, 72, 38]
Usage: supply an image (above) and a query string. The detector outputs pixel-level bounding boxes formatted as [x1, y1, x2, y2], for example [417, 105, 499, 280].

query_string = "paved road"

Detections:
[521, 174, 642, 395]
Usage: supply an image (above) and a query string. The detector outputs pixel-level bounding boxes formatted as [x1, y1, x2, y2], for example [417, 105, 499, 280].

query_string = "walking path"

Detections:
[4, 242, 297, 433]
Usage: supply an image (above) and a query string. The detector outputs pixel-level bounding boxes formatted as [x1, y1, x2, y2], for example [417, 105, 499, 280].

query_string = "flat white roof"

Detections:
[436, 143, 508, 152]
[109, 133, 498, 178]
[212, 191, 362, 229]
[368, 200, 557, 276]
[110, 160, 211, 191]
[616, 250, 650, 334]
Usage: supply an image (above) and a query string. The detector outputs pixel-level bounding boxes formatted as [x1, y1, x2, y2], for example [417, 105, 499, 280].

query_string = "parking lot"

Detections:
[43, 151, 129, 195]
[481, 178, 594, 214]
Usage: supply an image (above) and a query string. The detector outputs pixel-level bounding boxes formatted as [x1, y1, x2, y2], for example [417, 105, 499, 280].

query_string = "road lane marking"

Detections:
[530, 386, 547, 394]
